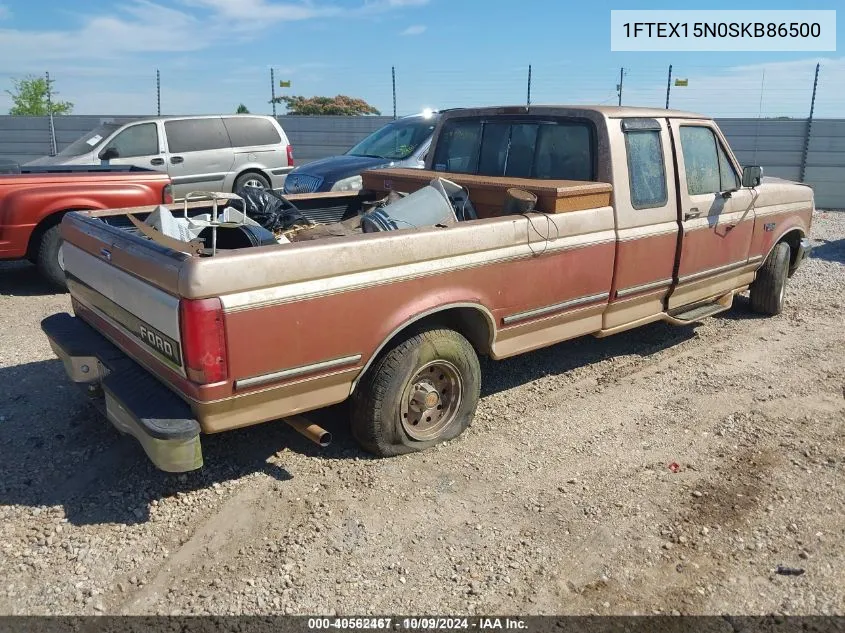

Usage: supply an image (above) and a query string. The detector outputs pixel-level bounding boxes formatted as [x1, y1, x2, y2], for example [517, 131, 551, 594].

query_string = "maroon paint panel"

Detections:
[677, 219, 754, 278]
[750, 208, 812, 260]
[611, 232, 678, 296]
[224, 241, 616, 386]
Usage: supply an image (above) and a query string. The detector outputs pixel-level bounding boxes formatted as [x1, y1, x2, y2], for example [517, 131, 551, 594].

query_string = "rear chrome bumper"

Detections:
[41, 313, 203, 473]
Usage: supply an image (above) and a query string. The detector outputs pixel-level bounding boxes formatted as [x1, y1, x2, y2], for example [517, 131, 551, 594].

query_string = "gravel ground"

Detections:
[0, 209, 843, 616]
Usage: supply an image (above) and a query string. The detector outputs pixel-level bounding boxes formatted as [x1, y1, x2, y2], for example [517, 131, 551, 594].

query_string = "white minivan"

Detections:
[27, 115, 294, 198]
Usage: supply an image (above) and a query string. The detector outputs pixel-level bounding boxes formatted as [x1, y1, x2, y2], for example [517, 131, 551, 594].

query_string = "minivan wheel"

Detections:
[234, 172, 270, 192]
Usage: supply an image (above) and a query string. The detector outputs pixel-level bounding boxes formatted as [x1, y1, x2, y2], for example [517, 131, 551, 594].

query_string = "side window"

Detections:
[717, 142, 739, 191]
[432, 120, 482, 173]
[107, 123, 159, 158]
[679, 126, 721, 195]
[222, 117, 281, 147]
[625, 130, 667, 209]
[165, 118, 230, 153]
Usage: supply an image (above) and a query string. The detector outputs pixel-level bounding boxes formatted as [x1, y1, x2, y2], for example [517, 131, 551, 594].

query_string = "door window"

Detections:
[625, 129, 667, 209]
[107, 123, 159, 158]
[222, 117, 282, 147]
[680, 126, 738, 195]
[164, 118, 230, 153]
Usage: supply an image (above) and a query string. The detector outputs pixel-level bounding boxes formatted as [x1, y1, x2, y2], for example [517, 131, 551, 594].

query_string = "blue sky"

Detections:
[0, 0, 842, 117]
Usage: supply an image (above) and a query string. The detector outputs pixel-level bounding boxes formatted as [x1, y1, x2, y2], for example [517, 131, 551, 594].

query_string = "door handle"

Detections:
[684, 208, 701, 220]
[170, 156, 184, 164]
[150, 157, 164, 166]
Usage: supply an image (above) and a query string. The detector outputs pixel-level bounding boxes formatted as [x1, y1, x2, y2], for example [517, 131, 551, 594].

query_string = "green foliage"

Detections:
[6, 76, 73, 115]
[272, 94, 380, 116]
[236, 103, 250, 114]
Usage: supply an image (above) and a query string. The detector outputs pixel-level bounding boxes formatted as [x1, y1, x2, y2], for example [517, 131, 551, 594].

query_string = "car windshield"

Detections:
[57, 123, 121, 157]
[346, 117, 436, 160]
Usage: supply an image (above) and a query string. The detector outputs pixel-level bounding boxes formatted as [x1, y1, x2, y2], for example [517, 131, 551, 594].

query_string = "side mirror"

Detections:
[99, 147, 119, 161]
[741, 165, 763, 188]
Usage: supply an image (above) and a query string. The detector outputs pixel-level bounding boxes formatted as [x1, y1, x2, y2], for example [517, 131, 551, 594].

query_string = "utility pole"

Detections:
[617, 67, 625, 106]
[800, 62, 821, 183]
[45, 71, 57, 156]
[156, 69, 161, 116]
[527, 64, 532, 109]
[270, 68, 277, 117]
[665, 64, 673, 109]
[392, 66, 397, 120]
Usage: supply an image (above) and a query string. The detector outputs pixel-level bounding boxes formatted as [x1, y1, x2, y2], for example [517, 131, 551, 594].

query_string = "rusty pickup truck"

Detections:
[42, 106, 814, 472]
[0, 164, 172, 288]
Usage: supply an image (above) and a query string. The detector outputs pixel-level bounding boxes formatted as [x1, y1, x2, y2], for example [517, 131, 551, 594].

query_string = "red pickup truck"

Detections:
[0, 165, 172, 289]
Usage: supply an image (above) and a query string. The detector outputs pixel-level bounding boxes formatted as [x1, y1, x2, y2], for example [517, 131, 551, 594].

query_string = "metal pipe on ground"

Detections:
[284, 416, 332, 447]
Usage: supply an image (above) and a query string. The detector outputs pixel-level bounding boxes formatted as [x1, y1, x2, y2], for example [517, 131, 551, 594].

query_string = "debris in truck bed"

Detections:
[232, 186, 313, 233]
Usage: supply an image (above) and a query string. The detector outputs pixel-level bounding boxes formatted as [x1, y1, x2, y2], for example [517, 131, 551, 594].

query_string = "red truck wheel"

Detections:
[36, 225, 68, 291]
[749, 242, 790, 316]
[350, 328, 481, 457]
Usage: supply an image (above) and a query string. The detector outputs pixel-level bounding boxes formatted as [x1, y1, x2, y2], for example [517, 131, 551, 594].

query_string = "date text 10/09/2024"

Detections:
[622, 22, 822, 39]
[307, 618, 528, 630]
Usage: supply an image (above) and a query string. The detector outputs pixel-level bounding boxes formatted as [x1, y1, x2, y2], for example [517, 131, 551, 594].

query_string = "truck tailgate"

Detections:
[60, 211, 189, 377]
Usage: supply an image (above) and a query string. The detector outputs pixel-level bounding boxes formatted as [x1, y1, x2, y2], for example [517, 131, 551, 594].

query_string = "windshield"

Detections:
[346, 117, 436, 160]
[57, 123, 121, 157]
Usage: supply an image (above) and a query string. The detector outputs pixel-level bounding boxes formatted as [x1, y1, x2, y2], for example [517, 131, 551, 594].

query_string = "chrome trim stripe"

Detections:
[678, 258, 760, 285]
[221, 235, 618, 312]
[502, 292, 610, 326]
[235, 354, 362, 390]
[618, 228, 678, 242]
[616, 278, 673, 298]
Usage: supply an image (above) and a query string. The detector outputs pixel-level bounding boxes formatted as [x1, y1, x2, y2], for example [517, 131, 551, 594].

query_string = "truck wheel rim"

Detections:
[400, 360, 463, 441]
[57, 243, 65, 271]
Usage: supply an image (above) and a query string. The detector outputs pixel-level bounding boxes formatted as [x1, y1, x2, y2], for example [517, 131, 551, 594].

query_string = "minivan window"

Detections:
[433, 118, 595, 181]
[57, 123, 120, 156]
[165, 118, 230, 153]
[346, 117, 436, 161]
[223, 117, 281, 147]
[107, 123, 159, 158]
[680, 126, 738, 195]
[625, 130, 667, 209]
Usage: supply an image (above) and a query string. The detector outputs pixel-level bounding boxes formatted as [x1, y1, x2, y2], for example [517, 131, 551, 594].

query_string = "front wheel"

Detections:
[36, 225, 68, 291]
[749, 241, 790, 316]
[350, 328, 481, 457]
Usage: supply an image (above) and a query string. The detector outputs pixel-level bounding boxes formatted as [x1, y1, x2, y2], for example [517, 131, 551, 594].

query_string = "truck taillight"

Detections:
[286, 144, 294, 167]
[163, 184, 174, 204]
[179, 298, 228, 384]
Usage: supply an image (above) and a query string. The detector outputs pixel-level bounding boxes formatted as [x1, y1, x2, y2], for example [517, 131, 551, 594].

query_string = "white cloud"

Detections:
[400, 24, 426, 36]
[180, 0, 341, 23]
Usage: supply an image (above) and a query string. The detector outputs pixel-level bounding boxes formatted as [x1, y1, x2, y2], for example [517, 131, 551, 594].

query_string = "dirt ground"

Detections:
[0, 210, 842, 617]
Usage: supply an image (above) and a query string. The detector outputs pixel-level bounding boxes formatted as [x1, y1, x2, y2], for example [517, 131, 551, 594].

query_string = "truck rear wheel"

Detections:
[36, 225, 68, 291]
[749, 241, 790, 316]
[350, 328, 481, 457]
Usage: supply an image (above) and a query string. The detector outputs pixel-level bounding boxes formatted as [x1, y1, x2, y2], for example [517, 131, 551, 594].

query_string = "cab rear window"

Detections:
[433, 117, 596, 181]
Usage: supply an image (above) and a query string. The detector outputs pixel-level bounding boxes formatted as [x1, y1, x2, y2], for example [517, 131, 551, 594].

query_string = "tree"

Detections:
[236, 103, 250, 114]
[6, 76, 73, 115]
[272, 94, 380, 116]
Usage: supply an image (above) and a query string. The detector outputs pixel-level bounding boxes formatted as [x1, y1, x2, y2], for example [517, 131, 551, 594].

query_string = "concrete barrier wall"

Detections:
[1, 114, 842, 207]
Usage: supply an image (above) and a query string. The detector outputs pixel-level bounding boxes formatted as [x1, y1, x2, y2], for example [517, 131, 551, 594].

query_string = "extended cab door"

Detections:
[162, 118, 235, 198]
[668, 120, 755, 309]
[604, 117, 679, 330]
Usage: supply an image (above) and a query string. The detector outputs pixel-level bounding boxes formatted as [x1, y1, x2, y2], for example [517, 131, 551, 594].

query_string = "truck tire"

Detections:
[350, 328, 481, 457]
[234, 172, 270, 192]
[749, 241, 790, 316]
[36, 225, 68, 291]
